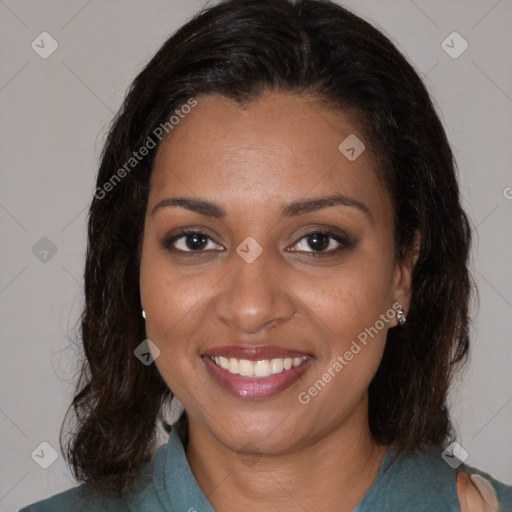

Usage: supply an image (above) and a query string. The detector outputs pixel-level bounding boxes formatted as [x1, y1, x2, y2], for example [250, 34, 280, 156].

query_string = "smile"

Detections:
[202, 351, 313, 400]
[209, 355, 308, 378]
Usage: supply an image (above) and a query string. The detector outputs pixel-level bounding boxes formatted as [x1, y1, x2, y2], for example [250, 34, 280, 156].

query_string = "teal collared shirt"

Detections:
[20, 427, 512, 511]
[20, 427, 215, 512]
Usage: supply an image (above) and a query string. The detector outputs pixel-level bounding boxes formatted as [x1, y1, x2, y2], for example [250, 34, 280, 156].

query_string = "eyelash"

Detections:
[162, 228, 353, 257]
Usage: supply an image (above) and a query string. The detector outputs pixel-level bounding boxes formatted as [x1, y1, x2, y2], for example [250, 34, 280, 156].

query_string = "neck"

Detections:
[185, 401, 388, 512]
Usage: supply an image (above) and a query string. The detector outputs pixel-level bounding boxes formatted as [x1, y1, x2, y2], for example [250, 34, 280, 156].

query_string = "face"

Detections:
[139, 91, 414, 455]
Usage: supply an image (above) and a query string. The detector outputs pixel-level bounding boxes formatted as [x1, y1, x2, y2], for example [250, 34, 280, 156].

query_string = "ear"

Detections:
[390, 230, 420, 326]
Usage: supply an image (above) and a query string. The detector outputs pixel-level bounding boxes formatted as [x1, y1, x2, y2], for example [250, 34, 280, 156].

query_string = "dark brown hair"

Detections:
[61, 0, 473, 496]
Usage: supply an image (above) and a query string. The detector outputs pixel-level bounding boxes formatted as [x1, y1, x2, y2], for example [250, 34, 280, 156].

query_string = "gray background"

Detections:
[1, 0, 511, 510]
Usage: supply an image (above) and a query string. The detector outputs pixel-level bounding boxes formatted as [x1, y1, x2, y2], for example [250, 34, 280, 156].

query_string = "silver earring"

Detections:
[396, 308, 407, 326]
[142, 310, 146, 319]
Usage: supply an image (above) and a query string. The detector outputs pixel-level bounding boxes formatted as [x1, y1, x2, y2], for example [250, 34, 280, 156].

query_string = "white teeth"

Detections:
[270, 358, 284, 374]
[228, 357, 238, 374]
[254, 359, 271, 377]
[238, 359, 253, 376]
[210, 355, 308, 377]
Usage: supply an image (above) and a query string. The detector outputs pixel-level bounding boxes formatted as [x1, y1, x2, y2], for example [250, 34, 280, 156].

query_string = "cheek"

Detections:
[294, 255, 393, 390]
[142, 272, 202, 353]
[139, 245, 225, 400]
[297, 257, 393, 341]
[139, 246, 196, 366]
[297, 278, 389, 417]
[140, 238, 211, 335]
[140, 265, 207, 405]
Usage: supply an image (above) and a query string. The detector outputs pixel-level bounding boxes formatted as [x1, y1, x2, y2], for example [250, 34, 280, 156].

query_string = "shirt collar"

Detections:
[154, 426, 216, 511]
[155, 425, 395, 512]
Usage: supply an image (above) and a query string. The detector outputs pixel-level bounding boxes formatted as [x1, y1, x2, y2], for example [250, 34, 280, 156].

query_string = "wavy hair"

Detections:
[60, 0, 473, 496]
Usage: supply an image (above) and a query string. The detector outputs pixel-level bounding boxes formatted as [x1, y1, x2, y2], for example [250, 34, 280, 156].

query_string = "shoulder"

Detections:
[456, 464, 512, 512]
[19, 443, 169, 512]
[413, 447, 511, 511]
[18, 484, 123, 512]
[358, 444, 511, 512]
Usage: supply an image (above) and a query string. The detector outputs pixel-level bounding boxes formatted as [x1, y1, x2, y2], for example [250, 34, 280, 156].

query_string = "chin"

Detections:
[207, 409, 306, 453]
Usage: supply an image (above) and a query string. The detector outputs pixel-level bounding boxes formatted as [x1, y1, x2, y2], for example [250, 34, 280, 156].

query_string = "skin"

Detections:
[139, 91, 417, 511]
[457, 473, 500, 512]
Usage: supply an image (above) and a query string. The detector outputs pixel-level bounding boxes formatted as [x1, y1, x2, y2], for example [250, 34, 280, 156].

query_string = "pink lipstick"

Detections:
[202, 345, 313, 400]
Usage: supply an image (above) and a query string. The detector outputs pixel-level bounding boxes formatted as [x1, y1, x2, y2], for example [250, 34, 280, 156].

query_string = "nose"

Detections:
[214, 248, 297, 335]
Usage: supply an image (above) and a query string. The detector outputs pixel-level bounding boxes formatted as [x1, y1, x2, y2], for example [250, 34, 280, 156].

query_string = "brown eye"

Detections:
[162, 230, 223, 253]
[307, 233, 330, 251]
[289, 231, 351, 254]
[183, 232, 209, 250]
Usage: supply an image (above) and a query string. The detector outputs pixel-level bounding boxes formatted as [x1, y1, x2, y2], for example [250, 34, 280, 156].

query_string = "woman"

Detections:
[21, 0, 511, 510]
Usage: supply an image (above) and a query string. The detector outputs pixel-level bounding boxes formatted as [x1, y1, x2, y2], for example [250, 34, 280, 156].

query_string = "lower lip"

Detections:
[202, 356, 313, 400]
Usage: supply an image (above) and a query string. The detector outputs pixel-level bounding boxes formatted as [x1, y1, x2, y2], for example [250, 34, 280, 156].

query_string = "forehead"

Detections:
[149, 92, 388, 216]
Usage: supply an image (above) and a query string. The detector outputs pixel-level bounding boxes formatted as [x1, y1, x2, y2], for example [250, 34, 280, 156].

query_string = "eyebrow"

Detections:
[151, 193, 372, 221]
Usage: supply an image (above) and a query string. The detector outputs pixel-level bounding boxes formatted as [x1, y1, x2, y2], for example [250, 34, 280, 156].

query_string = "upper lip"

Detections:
[202, 345, 312, 361]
